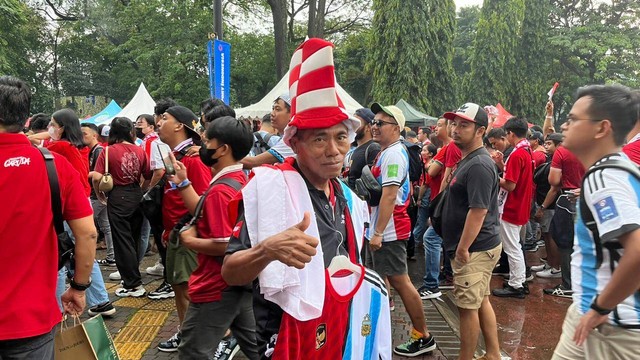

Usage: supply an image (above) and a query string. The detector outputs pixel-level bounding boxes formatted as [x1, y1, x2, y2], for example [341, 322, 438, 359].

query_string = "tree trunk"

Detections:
[307, 0, 326, 38]
[268, 0, 288, 79]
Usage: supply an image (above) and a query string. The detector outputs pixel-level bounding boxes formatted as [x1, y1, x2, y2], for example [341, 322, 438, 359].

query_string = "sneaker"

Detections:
[97, 259, 117, 267]
[87, 302, 116, 317]
[148, 281, 175, 300]
[418, 286, 442, 300]
[492, 285, 526, 299]
[525, 272, 534, 282]
[389, 299, 395, 311]
[109, 271, 121, 281]
[213, 335, 240, 360]
[524, 243, 539, 252]
[146, 261, 164, 276]
[439, 276, 454, 290]
[531, 263, 550, 272]
[115, 286, 146, 298]
[393, 329, 437, 357]
[544, 284, 573, 298]
[536, 239, 545, 247]
[536, 267, 561, 278]
[158, 332, 180, 352]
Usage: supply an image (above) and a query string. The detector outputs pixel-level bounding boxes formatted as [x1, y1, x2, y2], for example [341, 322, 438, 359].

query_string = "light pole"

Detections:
[214, 0, 223, 39]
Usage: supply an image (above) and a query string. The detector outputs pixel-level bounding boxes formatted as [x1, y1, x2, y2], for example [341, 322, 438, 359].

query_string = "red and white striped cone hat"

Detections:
[283, 38, 361, 146]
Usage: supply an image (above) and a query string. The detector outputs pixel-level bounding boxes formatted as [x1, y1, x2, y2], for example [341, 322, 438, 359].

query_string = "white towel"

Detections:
[242, 166, 325, 321]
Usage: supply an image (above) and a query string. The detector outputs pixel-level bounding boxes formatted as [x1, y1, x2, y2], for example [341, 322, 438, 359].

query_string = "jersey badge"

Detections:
[315, 323, 327, 350]
[361, 314, 371, 336]
[387, 164, 399, 178]
[594, 196, 618, 223]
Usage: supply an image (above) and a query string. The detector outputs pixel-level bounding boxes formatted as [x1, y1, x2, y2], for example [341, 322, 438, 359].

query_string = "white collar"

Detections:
[210, 164, 244, 184]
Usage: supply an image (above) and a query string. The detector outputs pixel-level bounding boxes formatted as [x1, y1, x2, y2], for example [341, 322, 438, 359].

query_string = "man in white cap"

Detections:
[368, 103, 437, 357]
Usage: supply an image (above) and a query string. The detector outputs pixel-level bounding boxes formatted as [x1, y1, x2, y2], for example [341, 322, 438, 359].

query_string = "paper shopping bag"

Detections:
[55, 315, 120, 360]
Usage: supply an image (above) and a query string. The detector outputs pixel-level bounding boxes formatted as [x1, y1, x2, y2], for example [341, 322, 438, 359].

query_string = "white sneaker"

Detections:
[536, 267, 561, 278]
[115, 285, 146, 298]
[109, 271, 121, 281]
[531, 263, 550, 272]
[146, 261, 164, 276]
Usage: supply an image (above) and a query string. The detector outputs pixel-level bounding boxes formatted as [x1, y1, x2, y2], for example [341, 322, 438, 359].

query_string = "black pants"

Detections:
[0, 326, 55, 360]
[107, 184, 144, 289]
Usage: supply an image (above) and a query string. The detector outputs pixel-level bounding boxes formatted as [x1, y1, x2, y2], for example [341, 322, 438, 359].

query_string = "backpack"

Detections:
[579, 157, 640, 329]
[402, 140, 423, 182]
[252, 132, 273, 155]
[533, 160, 552, 206]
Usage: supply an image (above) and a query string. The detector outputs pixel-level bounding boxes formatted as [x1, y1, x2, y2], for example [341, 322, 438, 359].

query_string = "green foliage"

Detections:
[228, 32, 277, 107]
[453, 5, 481, 84]
[335, 30, 372, 105]
[464, 0, 525, 110]
[424, 0, 457, 114]
[368, 0, 433, 113]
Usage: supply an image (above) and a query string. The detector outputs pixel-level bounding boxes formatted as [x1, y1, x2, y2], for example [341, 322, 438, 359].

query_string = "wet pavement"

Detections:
[81, 242, 569, 359]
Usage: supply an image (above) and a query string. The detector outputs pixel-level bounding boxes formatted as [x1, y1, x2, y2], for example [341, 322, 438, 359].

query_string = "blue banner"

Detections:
[207, 39, 231, 104]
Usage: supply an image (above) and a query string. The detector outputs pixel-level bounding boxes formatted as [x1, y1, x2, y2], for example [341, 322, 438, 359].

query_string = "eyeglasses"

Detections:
[370, 119, 397, 127]
[565, 117, 603, 125]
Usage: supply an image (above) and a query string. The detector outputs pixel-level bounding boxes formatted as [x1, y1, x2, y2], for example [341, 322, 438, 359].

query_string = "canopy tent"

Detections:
[235, 71, 363, 118]
[395, 99, 438, 127]
[81, 100, 122, 124]
[94, 83, 156, 125]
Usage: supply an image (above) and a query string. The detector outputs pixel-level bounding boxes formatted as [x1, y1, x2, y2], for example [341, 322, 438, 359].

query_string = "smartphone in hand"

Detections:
[157, 143, 175, 176]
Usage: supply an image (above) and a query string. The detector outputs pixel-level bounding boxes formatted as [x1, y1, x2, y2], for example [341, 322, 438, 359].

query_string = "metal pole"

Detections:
[214, 0, 223, 40]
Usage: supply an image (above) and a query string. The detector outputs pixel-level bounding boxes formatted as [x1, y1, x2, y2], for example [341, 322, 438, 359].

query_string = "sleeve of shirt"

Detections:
[140, 150, 152, 180]
[551, 148, 564, 169]
[467, 162, 496, 209]
[268, 135, 281, 148]
[225, 201, 253, 255]
[186, 157, 213, 195]
[504, 151, 523, 184]
[584, 169, 640, 243]
[380, 147, 408, 187]
[94, 150, 105, 174]
[445, 144, 462, 168]
[432, 144, 447, 166]
[268, 139, 295, 163]
[149, 140, 165, 170]
[55, 155, 93, 221]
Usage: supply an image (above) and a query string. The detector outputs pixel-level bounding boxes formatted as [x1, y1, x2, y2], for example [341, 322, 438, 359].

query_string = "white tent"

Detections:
[96, 83, 156, 125]
[235, 71, 363, 118]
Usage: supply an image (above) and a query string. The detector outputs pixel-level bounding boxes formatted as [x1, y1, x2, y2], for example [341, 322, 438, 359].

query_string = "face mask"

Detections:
[48, 126, 61, 141]
[199, 144, 225, 167]
[135, 127, 145, 139]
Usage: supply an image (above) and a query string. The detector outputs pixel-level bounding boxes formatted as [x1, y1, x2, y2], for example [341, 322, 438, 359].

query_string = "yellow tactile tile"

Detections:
[143, 299, 176, 311]
[113, 297, 152, 309]
[125, 310, 168, 327]
[113, 310, 170, 359]
[115, 342, 149, 360]
[115, 325, 161, 342]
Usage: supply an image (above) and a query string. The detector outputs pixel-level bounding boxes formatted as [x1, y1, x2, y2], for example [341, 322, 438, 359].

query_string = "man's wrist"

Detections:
[590, 294, 614, 315]
[70, 277, 92, 291]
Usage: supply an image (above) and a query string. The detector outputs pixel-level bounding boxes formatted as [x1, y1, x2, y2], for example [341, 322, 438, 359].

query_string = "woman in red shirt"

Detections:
[94, 117, 151, 298]
[46, 109, 91, 197]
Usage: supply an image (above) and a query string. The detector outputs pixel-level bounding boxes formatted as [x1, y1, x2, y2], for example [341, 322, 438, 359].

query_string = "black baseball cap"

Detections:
[165, 105, 200, 138]
[443, 103, 489, 127]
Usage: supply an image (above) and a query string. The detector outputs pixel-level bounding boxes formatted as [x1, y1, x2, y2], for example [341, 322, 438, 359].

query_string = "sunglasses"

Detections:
[370, 119, 397, 127]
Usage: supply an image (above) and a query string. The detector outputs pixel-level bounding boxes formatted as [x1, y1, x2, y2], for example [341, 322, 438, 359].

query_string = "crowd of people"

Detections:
[2, 37, 640, 360]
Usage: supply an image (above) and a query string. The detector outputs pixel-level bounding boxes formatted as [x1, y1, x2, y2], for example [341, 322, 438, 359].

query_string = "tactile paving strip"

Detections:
[143, 298, 176, 311]
[114, 310, 169, 360]
[113, 297, 152, 309]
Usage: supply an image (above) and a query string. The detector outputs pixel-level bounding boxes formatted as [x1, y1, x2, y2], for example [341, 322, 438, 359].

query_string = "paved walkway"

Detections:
[81, 242, 569, 360]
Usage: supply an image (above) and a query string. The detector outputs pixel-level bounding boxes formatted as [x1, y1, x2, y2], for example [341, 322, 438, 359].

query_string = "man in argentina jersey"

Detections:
[367, 103, 437, 357]
[552, 84, 640, 360]
[272, 266, 391, 360]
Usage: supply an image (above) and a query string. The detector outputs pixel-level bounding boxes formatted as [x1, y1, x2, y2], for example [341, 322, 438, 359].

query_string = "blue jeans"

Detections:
[412, 189, 431, 247]
[91, 198, 114, 261]
[56, 222, 110, 311]
[422, 226, 442, 289]
[138, 216, 151, 263]
[0, 326, 55, 360]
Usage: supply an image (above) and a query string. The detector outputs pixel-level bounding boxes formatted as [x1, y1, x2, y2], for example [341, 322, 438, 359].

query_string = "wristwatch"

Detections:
[540, 204, 546, 210]
[590, 294, 613, 315]
[70, 277, 92, 291]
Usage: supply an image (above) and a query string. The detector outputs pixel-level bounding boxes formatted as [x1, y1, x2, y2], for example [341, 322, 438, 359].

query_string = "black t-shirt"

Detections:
[346, 140, 381, 189]
[441, 147, 501, 257]
[225, 167, 355, 358]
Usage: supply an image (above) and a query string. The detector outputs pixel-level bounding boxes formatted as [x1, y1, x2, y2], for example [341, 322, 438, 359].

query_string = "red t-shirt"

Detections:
[162, 153, 213, 239]
[0, 133, 92, 340]
[188, 169, 247, 303]
[94, 143, 150, 186]
[444, 142, 462, 168]
[623, 141, 640, 165]
[532, 150, 547, 169]
[502, 147, 534, 225]
[428, 143, 448, 200]
[46, 140, 91, 197]
[551, 146, 585, 190]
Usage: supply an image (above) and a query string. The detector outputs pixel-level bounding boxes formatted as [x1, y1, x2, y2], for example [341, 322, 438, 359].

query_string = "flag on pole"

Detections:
[547, 82, 559, 100]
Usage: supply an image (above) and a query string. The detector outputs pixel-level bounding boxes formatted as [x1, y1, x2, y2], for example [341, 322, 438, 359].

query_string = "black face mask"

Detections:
[199, 144, 225, 167]
[135, 127, 145, 139]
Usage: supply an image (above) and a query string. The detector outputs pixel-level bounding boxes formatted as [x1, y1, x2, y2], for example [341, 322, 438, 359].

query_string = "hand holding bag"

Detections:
[98, 146, 114, 192]
[54, 315, 120, 360]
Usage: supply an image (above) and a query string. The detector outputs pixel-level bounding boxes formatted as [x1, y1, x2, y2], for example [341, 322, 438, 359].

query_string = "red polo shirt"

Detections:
[46, 140, 91, 196]
[502, 147, 534, 225]
[0, 133, 93, 340]
[551, 146, 585, 190]
[162, 153, 212, 240]
[189, 167, 247, 303]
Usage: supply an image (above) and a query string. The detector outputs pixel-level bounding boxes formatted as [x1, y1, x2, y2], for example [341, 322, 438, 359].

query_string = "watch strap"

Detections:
[70, 278, 92, 291]
[590, 294, 613, 315]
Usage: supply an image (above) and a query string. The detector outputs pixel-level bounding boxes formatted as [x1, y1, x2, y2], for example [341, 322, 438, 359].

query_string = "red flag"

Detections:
[547, 82, 559, 100]
[491, 103, 514, 128]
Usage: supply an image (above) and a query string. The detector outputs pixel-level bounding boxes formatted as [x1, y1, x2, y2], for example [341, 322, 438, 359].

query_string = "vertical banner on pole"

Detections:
[207, 40, 215, 99]
[214, 39, 231, 104]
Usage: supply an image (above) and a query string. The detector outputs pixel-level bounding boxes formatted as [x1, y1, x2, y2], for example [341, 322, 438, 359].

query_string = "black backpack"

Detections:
[402, 139, 423, 182]
[579, 157, 640, 329]
[533, 159, 552, 206]
[253, 132, 273, 155]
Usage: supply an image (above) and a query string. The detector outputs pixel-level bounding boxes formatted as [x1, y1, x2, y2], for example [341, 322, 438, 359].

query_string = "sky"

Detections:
[456, 0, 483, 9]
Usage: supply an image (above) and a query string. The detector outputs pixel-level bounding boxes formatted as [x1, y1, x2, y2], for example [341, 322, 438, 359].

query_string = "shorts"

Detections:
[451, 243, 502, 310]
[165, 229, 198, 285]
[540, 209, 555, 233]
[370, 240, 408, 277]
